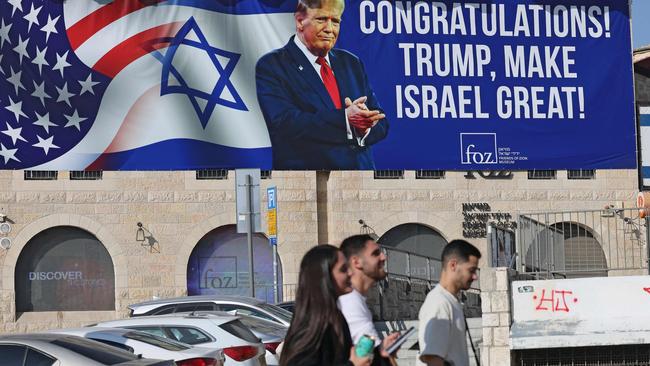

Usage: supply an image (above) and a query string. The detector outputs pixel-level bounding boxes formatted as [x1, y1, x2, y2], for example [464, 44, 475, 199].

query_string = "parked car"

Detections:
[48, 327, 225, 366]
[128, 295, 292, 327]
[175, 312, 286, 366]
[274, 301, 294, 314]
[0, 333, 173, 366]
[95, 313, 266, 366]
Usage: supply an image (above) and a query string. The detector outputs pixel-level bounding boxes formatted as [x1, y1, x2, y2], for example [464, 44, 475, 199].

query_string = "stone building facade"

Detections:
[0, 168, 641, 335]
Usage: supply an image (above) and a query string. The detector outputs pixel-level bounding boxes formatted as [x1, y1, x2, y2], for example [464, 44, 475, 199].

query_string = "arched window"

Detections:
[378, 223, 447, 282]
[523, 222, 607, 278]
[552, 222, 607, 278]
[186, 225, 282, 303]
[15, 226, 115, 312]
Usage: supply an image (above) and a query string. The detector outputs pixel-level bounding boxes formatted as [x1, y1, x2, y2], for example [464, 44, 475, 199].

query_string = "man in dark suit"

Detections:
[255, 0, 389, 170]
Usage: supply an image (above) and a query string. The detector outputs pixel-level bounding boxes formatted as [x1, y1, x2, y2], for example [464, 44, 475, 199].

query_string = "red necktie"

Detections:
[316, 56, 342, 109]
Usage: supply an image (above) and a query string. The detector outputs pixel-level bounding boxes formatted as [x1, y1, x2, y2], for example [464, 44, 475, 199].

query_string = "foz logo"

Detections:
[460, 133, 498, 164]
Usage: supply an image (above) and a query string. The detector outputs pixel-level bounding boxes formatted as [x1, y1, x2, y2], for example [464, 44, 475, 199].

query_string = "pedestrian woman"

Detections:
[279, 244, 371, 366]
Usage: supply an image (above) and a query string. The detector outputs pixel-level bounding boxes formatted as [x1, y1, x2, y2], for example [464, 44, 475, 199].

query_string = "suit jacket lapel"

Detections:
[285, 37, 334, 108]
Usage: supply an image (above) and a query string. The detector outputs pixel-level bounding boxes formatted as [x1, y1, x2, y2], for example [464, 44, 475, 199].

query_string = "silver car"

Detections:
[174, 312, 286, 366]
[48, 327, 225, 366]
[0, 333, 173, 366]
[128, 295, 292, 327]
[95, 313, 266, 366]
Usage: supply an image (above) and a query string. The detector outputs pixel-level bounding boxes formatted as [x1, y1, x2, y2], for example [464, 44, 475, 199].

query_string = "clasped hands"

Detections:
[345, 96, 384, 135]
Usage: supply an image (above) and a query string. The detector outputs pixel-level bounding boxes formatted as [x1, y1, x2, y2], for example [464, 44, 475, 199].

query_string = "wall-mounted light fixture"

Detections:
[358, 219, 379, 241]
[0, 213, 11, 250]
[136, 222, 158, 249]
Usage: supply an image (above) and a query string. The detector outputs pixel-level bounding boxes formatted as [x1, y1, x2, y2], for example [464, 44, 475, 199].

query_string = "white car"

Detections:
[128, 296, 292, 327]
[95, 313, 266, 366]
[0, 333, 174, 366]
[48, 327, 225, 366]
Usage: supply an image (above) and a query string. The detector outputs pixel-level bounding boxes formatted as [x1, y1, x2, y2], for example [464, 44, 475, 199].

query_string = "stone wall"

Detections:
[0, 168, 641, 335]
[480, 268, 516, 366]
[0, 171, 317, 332]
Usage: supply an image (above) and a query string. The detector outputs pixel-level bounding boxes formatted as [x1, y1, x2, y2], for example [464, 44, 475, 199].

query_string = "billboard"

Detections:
[0, 0, 635, 170]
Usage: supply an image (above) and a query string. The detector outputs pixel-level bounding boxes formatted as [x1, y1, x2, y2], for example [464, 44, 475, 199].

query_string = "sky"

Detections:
[633, 0, 650, 49]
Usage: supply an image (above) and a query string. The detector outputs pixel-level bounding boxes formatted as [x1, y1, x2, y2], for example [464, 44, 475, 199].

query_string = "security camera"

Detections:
[0, 214, 6, 223]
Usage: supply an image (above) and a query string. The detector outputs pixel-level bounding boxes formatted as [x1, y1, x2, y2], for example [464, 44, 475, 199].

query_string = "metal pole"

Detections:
[273, 245, 278, 303]
[646, 216, 650, 276]
[247, 174, 255, 298]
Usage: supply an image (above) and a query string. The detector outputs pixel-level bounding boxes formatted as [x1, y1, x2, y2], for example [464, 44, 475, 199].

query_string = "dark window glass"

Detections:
[527, 170, 556, 179]
[238, 316, 287, 338]
[567, 169, 595, 179]
[218, 304, 273, 321]
[0, 345, 26, 366]
[25, 349, 56, 366]
[90, 339, 134, 353]
[151, 306, 175, 315]
[220, 320, 260, 343]
[15, 227, 115, 312]
[175, 304, 198, 313]
[261, 170, 272, 179]
[415, 170, 445, 179]
[69, 171, 103, 180]
[129, 327, 167, 338]
[123, 332, 189, 351]
[51, 337, 137, 364]
[165, 327, 212, 345]
[373, 170, 404, 179]
[259, 304, 292, 323]
[24, 171, 57, 180]
[196, 169, 228, 180]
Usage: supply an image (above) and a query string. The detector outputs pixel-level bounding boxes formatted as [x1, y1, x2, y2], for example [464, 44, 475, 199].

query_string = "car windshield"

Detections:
[51, 336, 138, 365]
[123, 331, 190, 351]
[259, 304, 292, 323]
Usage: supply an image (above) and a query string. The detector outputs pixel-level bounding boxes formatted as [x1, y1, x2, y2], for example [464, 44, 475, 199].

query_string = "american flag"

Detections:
[0, 0, 295, 170]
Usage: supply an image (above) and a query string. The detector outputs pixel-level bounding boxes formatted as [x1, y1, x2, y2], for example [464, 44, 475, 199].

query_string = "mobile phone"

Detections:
[384, 326, 416, 355]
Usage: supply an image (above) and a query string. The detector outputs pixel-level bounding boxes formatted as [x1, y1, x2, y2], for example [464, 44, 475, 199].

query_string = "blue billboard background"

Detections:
[337, 0, 636, 170]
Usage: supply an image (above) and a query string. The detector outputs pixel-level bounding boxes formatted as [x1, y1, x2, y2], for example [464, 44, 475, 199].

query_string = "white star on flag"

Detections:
[33, 112, 56, 134]
[40, 15, 60, 43]
[0, 20, 12, 48]
[0, 143, 20, 164]
[7, 67, 25, 96]
[79, 74, 100, 95]
[7, 0, 23, 17]
[23, 4, 43, 32]
[32, 46, 49, 75]
[1, 122, 28, 145]
[52, 51, 71, 77]
[64, 110, 87, 130]
[56, 82, 74, 106]
[13, 35, 30, 65]
[33, 135, 59, 155]
[5, 97, 28, 122]
[31, 80, 51, 107]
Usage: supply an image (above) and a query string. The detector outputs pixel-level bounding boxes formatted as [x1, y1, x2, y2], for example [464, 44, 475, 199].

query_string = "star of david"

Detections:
[159, 17, 247, 129]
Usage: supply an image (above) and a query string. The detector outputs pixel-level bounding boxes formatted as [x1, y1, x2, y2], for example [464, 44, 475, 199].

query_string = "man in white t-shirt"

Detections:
[418, 239, 481, 366]
[338, 235, 399, 366]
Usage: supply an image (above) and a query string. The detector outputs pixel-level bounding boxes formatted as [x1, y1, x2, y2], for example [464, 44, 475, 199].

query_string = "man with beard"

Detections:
[418, 240, 481, 366]
[338, 235, 399, 366]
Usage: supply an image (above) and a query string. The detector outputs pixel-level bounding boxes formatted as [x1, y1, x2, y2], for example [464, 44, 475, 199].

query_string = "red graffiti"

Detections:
[534, 289, 576, 312]
[644, 287, 650, 295]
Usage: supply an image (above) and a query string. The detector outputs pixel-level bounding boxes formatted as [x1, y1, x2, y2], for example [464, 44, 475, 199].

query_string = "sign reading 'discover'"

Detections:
[0, 0, 635, 170]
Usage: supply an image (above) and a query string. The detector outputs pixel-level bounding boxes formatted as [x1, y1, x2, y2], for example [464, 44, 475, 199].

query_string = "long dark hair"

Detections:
[279, 245, 348, 366]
